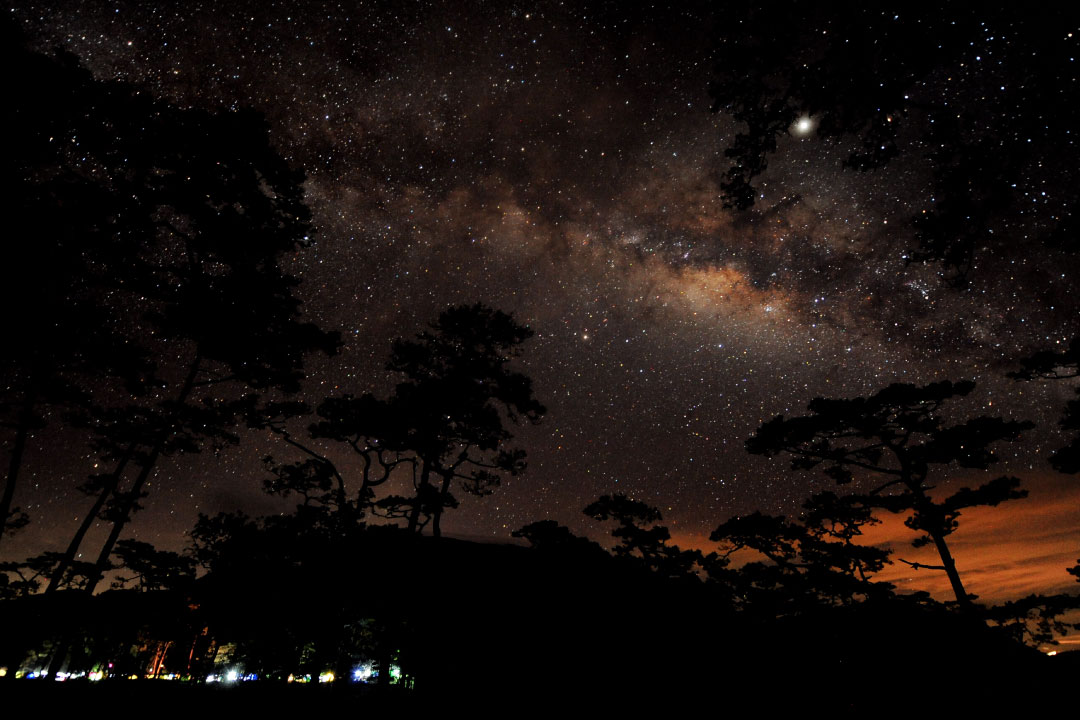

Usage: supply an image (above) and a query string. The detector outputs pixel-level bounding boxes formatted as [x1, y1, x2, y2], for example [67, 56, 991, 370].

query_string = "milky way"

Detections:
[10, 2, 1080, 603]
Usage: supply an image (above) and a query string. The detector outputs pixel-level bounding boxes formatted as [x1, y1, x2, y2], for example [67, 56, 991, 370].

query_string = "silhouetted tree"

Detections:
[386, 304, 545, 535]
[110, 540, 195, 593]
[21, 90, 342, 601]
[267, 304, 545, 537]
[68, 95, 340, 595]
[709, 6, 1080, 282]
[4, 37, 338, 678]
[746, 380, 1032, 609]
[584, 494, 704, 580]
[984, 592, 1080, 648]
[1009, 337, 1080, 474]
[512, 520, 606, 557]
[187, 512, 426, 686]
[1, 22, 153, 548]
[252, 396, 415, 534]
[710, 491, 894, 612]
[0, 553, 96, 600]
[187, 511, 333, 678]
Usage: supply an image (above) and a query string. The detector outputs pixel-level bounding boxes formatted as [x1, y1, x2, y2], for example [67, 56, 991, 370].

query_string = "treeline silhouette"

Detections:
[3, 363, 1079, 706]
[2, 479, 1077, 708]
[3, 12, 1080, 711]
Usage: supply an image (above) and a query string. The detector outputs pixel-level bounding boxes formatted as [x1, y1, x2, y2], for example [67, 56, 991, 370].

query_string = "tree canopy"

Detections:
[3, 28, 339, 609]
[746, 380, 1032, 607]
[1009, 337, 1080, 474]
[257, 303, 545, 537]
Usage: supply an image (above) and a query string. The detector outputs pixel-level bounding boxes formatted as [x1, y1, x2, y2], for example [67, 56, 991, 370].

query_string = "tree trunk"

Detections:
[907, 477, 973, 609]
[407, 462, 431, 533]
[80, 353, 202, 597]
[51, 461, 159, 678]
[80, 448, 162, 596]
[927, 526, 972, 609]
[431, 472, 453, 538]
[376, 623, 393, 690]
[0, 392, 35, 551]
[44, 445, 135, 595]
[46, 357, 202, 680]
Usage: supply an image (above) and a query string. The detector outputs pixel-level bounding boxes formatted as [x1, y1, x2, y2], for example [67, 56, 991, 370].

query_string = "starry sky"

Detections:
[9, 2, 1080, 613]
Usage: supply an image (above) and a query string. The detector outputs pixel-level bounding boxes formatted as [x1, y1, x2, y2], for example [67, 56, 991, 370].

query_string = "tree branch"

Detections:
[898, 558, 947, 572]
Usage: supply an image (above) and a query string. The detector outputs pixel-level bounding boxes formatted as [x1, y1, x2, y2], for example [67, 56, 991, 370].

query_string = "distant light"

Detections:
[226, 670, 239, 683]
[318, 671, 335, 683]
[1047, 650, 1058, 656]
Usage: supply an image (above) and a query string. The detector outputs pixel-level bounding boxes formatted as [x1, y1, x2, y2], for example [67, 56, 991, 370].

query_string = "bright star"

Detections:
[792, 115, 816, 136]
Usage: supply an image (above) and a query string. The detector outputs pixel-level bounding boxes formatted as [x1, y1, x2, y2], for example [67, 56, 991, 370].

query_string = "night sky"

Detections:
[10, 3, 1080, 619]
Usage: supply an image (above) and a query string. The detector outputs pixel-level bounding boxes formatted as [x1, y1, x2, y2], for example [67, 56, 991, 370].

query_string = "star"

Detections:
[792, 115, 816, 136]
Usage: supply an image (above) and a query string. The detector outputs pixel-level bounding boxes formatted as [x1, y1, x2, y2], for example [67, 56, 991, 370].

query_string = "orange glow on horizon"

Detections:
[670, 472, 1080, 645]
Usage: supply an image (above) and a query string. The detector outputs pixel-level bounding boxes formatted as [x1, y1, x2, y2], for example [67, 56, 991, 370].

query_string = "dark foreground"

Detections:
[4, 530, 1078, 713]
[1, 680, 421, 713]
[3, 648, 1077, 714]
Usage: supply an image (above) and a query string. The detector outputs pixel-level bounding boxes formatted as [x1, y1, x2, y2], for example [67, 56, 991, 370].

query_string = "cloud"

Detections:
[860, 473, 1080, 603]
